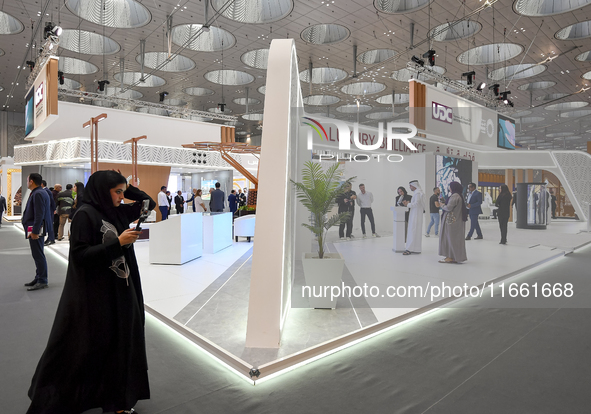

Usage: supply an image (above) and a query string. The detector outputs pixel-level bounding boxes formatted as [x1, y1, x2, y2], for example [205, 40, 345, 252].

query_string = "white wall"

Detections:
[341, 153, 428, 235]
[30, 101, 224, 148]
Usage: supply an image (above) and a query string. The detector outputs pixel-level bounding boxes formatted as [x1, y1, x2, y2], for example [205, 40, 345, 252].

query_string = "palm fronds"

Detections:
[291, 161, 355, 259]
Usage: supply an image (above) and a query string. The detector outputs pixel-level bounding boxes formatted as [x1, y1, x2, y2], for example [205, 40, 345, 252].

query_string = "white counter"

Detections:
[203, 212, 233, 254]
[149, 212, 203, 265]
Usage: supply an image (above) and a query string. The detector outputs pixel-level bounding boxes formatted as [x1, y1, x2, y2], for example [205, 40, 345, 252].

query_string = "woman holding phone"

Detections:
[27, 170, 155, 414]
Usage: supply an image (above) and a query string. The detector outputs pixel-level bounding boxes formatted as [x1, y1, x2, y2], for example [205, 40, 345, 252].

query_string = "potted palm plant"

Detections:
[292, 161, 355, 309]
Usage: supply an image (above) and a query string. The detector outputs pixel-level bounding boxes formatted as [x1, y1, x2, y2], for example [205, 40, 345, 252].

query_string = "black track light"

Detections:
[422, 50, 436, 66]
[159, 91, 168, 102]
[499, 91, 511, 104]
[461, 71, 476, 86]
[411, 55, 425, 67]
[218, 103, 226, 112]
[58, 71, 64, 85]
[489, 83, 500, 96]
[43, 22, 62, 40]
[476, 81, 486, 91]
[26, 61, 35, 71]
[97, 80, 110, 92]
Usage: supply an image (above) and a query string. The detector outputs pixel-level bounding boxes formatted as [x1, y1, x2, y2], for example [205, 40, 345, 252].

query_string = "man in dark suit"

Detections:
[210, 182, 225, 212]
[22, 173, 52, 291]
[228, 190, 238, 217]
[465, 182, 483, 240]
[174, 190, 185, 214]
[0, 193, 7, 227]
[41, 180, 56, 245]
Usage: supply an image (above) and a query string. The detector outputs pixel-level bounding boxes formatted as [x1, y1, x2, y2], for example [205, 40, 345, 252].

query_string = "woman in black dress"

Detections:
[495, 184, 513, 245]
[27, 170, 155, 414]
[395, 186, 413, 240]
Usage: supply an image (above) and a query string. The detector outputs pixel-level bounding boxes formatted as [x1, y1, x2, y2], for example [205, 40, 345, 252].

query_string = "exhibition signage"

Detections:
[301, 117, 422, 163]
[24, 56, 59, 140]
[410, 80, 515, 150]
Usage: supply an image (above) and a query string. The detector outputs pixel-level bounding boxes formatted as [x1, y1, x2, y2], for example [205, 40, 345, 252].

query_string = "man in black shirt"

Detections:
[550, 189, 557, 218]
[426, 187, 441, 237]
[337, 183, 357, 240]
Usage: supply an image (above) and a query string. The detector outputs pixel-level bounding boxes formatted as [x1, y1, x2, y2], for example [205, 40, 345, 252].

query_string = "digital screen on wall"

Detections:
[201, 179, 216, 200]
[25, 89, 35, 137]
[435, 155, 473, 200]
[497, 114, 516, 150]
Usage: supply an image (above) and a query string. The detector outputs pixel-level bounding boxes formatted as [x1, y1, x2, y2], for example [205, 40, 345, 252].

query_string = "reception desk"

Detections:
[149, 213, 203, 265]
[203, 212, 233, 254]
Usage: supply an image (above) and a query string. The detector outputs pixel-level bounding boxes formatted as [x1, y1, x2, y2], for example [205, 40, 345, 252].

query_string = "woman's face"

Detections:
[398, 188, 403, 196]
[110, 183, 127, 207]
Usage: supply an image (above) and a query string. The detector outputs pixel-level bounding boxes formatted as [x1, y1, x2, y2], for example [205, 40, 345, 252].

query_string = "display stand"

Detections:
[203, 212, 233, 253]
[391, 206, 409, 252]
[516, 183, 547, 230]
[149, 213, 203, 265]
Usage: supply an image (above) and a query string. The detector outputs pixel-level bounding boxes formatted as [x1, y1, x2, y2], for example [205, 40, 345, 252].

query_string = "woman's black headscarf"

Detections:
[397, 186, 408, 196]
[450, 181, 469, 222]
[82, 170, 128, 233]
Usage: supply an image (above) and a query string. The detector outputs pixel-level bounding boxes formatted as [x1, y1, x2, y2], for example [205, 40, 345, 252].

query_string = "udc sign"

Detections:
[432, 102, 453, 124]
[302, 117, 418, 152]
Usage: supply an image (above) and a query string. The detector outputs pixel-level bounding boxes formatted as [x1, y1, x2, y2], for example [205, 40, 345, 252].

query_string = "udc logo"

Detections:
[432, 102, 453, 124]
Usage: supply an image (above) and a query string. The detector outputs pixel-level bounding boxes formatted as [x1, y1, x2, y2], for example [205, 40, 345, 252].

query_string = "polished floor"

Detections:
[2, 221, 591, 413]
[36, 219, 591, 367]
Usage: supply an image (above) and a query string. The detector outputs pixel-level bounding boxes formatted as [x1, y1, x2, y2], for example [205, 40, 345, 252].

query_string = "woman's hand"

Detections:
[118, 229, 141, 246]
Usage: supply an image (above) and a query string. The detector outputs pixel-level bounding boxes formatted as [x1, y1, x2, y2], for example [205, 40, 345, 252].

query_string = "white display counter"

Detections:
[149, 212, 203, 265]
[391, 206, 408, 253]
[203, 212, 233, 254]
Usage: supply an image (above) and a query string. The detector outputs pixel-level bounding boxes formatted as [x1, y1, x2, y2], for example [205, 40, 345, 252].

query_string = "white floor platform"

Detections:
[44, 220, 591, 372]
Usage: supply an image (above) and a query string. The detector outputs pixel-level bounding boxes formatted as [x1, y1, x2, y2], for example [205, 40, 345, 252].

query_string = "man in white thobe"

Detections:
[402, 180, 426, 255]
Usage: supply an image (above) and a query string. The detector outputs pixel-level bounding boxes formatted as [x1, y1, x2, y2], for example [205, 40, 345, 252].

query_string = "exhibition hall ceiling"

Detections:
[2, 0, 591, 150]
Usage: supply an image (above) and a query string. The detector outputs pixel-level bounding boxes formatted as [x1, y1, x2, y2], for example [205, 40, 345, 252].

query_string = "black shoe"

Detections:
[44, 240, 55, 246]
[475, 236, 483, 240]
[465, 236, 471, 240]
[27, 283, 48, 291]
[24, 279, 37, 287]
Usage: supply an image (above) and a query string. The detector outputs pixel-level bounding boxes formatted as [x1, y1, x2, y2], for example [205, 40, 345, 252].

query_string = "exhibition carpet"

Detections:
[2, 223, 591, 413]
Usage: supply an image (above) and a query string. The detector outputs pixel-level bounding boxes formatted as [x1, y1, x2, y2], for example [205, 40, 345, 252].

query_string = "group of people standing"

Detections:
[337, 183, 379, 240]
[399, 180, 515, 264]
[158, 184, 248, 220]
[20, 176, 86, 291]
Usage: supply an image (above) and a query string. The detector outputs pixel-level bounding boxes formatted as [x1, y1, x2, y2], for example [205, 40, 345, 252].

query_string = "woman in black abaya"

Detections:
[27, 170, 156, 414]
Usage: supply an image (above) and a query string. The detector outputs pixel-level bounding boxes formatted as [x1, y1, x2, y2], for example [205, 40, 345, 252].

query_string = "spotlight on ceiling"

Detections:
[476, 82, 486, 91]
[159, 91, 169, 102]
[218, 103, 226, 112]
[26, 61, 35, 71]
[202, 25, 211, 32]
[489, 83, 500, 96]
[97, 80, 110, 92]
[58, 71, 64, 85]
[411, 55, 425, 67]
[499, 91, 511, 104]
[422, 50, 436, 66]
[461, 71, 476, 86]
[43, 22, 62, 39]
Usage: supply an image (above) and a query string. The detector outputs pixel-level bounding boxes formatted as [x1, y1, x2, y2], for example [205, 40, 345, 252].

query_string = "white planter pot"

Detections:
[301, 252, 345, 309]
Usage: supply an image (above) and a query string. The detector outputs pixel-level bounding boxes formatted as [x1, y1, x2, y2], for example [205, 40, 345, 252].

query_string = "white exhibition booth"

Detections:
[11, 39, 591, 384]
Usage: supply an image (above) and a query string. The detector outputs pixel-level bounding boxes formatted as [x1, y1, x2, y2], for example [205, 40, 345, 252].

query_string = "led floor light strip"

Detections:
[145, 312, 255, 386]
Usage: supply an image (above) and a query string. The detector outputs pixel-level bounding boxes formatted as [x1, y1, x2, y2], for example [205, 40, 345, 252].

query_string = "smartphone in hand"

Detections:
[135, 199, 151, 231]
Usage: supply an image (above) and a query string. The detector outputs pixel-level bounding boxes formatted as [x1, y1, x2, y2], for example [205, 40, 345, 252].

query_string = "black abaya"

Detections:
[27, 184, 155, 414]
